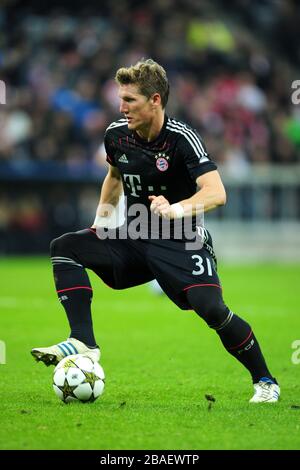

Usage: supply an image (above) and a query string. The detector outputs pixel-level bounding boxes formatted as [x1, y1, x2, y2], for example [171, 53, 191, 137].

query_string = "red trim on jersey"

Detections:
[57, 286, 93, 294]
[183, 283, 221, 291]
[106, 154, 113, 164]
[228, 330, 253, 350]
[88, 228, 97, 234]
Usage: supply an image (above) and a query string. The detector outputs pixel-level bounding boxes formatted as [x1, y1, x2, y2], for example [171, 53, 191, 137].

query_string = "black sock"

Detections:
[53, 264, 97, 347]
[216, 313, 273, 383]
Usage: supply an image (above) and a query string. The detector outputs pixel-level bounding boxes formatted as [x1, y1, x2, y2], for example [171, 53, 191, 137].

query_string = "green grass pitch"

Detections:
[0, 258, 300, 450]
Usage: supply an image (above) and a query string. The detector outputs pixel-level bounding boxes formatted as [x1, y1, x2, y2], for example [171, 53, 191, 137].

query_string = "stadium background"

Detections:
[1, 0, 300, 452]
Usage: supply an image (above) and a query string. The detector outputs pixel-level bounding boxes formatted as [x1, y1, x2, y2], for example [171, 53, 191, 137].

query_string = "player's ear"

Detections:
[151, 93, 162, 108]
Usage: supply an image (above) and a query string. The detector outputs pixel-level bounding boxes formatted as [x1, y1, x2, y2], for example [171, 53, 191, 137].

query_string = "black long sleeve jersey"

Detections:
[104, 115, 217, 240]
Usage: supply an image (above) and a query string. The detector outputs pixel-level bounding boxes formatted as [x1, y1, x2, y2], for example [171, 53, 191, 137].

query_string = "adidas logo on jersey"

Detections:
[118, 154, 129, 163]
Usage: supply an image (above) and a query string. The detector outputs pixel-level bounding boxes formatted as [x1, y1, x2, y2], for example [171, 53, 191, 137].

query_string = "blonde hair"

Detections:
[115, 58, 169, 108]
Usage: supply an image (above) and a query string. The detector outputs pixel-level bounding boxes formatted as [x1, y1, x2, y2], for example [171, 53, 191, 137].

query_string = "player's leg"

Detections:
[49, 228, 114, 347]
[32, 228, 153, 365]
[49, 228, 153, 346]
[185, 285, 272, 380]
[185, 286, 280, 402]
[147, 236, 279, 402]
[31, 229, 110, 365]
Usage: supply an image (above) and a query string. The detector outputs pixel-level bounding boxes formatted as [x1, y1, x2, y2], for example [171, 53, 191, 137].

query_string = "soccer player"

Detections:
[31, 59, 280, 403]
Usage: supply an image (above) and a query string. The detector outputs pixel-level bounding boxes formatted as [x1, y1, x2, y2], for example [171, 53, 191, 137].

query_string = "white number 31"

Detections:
[191, 255, 213, 276]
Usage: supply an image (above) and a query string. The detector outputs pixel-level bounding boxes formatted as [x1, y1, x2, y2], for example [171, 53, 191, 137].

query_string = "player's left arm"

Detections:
[187, 169, 226, 213]
[149, 170, 226, 219]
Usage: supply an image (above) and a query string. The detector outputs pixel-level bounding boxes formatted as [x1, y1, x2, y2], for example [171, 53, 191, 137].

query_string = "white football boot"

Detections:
[31, 338, 100, 366]
[249, 377, 280, 403]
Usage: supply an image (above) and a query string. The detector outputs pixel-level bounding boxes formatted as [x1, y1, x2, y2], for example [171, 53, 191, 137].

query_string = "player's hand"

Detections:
[149, 195, 173, 219]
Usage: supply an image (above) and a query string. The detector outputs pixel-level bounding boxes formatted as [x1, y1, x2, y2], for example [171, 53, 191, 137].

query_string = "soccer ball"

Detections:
[53, 354, 105, 403]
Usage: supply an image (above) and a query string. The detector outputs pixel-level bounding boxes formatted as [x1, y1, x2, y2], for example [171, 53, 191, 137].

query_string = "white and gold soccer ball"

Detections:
[53, 354, 105, 403]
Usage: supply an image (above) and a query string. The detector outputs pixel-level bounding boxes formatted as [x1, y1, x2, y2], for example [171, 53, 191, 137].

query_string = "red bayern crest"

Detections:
[156, 157, 169, 172]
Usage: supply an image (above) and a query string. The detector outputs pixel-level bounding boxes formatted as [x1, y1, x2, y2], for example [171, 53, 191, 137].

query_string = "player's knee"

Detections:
[201, 302, 230, 329]
[50, 232, 80, 258]
[186, 287, 229, 329]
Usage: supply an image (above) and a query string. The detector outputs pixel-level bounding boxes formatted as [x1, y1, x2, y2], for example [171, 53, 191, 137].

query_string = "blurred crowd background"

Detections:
[0, 0, 300, 255]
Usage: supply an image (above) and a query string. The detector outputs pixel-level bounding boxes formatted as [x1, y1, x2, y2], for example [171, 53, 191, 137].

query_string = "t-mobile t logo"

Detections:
[123, 174, 142, 197]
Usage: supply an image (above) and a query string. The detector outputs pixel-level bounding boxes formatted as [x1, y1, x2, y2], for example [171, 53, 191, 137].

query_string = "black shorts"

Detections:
[85, 228, 220, 310]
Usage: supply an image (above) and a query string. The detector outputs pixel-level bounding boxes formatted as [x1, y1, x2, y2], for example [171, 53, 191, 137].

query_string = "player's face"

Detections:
[118, 84, 157, 131]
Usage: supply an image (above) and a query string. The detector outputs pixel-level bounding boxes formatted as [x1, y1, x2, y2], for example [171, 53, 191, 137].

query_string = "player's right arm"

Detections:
[91, 165, 122, 228]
